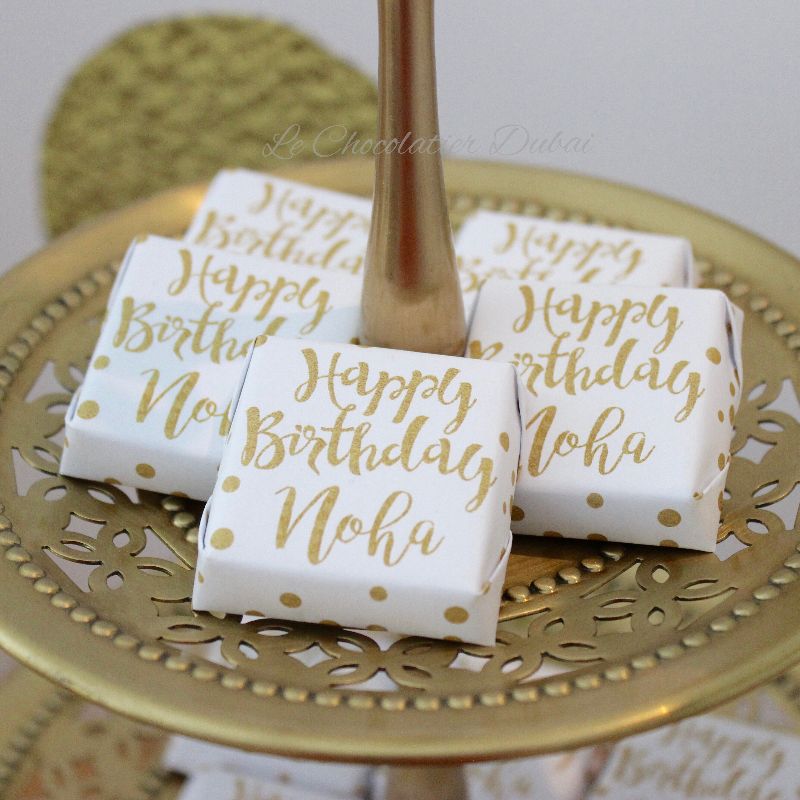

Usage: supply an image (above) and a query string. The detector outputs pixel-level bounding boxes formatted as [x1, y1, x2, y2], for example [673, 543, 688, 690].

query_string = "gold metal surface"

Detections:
[361, 0, 466, 355]
[42, 16, 376, 236]
[0, 159, 799, 763]
[385, 766, 466, 800]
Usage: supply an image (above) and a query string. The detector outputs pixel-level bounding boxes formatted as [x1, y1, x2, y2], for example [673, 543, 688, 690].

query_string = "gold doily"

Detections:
[42, 16, 376, 236]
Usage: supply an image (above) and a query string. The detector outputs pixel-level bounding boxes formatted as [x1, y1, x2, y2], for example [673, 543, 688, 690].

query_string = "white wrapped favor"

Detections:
[456, 210, 695, 293]
[163, 736, 369, 798]
[373, 747, 606, 800]
[60, 235, 362, 499]
[193, 337, 520, 645]
[587, 715, 800, 800]
[176, 770, 349, 800]
[185, 168, 372, 274]
[467, 279, 743, 551]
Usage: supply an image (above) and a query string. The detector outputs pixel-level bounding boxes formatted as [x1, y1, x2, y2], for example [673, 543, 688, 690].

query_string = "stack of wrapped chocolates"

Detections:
[60, 168, 743, 646]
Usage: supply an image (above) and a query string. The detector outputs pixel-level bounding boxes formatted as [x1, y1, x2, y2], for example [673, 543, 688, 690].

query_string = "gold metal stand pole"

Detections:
[365, 1, 467, 794]
[384, 765, 468, 800]
[360, 0, 466, 355]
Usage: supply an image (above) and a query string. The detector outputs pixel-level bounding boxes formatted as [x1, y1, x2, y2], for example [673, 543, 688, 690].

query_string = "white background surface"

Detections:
[1, 0, 799, 273]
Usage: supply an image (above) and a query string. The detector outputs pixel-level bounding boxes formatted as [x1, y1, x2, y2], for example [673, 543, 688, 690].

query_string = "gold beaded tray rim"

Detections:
[1, 662, 800, 799]
[0, 159, 799, 763]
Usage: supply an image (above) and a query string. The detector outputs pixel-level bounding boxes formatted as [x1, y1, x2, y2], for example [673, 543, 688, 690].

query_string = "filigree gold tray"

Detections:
[0, 159, 798, 763]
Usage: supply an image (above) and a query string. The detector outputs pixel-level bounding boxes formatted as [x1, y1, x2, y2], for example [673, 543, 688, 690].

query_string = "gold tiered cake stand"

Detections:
[0, 158, 799, 768]
[1, 1, 800, 792]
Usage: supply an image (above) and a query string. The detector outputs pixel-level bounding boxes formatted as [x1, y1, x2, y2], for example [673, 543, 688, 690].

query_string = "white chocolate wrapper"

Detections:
[456, 210, 695, 292]
[587, 715, 800, 799]
[194, 338, 520, 645]
[465, 749, 608, 800]
[182, 170, 493, 322]
[373, 747, 605, 800]
[60, 235, 362, 500]
[185, 169, 372, 275]
[467, 279, 743, 551]
[176, 770, 352, 800]
[163, 737, 368, 799]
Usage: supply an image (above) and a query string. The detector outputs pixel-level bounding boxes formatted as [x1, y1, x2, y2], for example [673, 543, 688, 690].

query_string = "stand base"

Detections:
[385, 765, 467, 800]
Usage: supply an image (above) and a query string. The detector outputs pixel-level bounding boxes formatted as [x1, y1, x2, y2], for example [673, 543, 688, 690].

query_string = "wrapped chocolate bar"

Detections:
[373, 747, 607, 800]
[456, 210, 695, 293]
[587, 715, 800, 799]
[177, 771, 348, 800]
[467, 279, 743, 550]
[60, 235, 362, 499]
[465, 749, 609, 800]
[185, 169, 371, 274]
[163, 736, 369, 798]
[193, 337, 520, 644]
